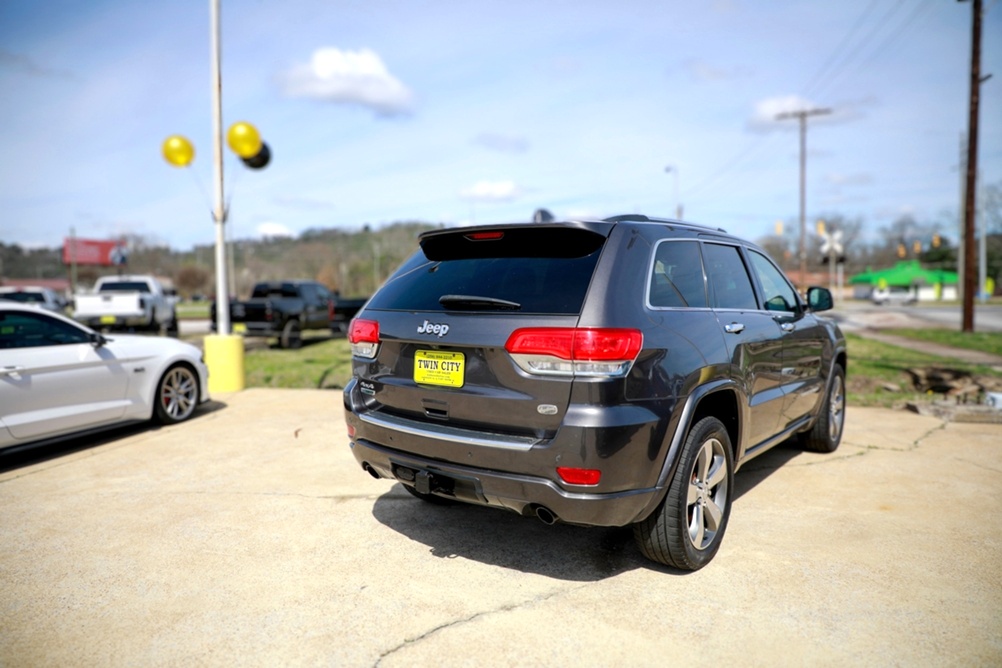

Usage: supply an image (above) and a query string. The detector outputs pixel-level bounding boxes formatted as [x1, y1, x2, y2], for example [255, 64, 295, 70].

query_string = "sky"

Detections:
[1, 0, 1000, 253]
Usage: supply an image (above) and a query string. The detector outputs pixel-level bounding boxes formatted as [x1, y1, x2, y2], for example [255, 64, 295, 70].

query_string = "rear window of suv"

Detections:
[366, 226, 606, 314]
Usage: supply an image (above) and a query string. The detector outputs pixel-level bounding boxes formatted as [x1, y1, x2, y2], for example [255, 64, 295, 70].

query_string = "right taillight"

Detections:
[504, 327, 642, 377]
[348, 318, 380, 359]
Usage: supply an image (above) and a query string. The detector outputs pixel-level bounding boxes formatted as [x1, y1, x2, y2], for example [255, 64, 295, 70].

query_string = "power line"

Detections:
[803, 0, 911, 99]
[684, 1, 936, 218]
[800, 0, 883, 98]
[811, 0, 936, 100]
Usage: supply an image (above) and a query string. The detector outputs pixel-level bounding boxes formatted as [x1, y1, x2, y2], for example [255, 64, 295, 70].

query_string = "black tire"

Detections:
[633, 416, 734, 571]
[280, 320, 302, 349]
[403, 483, 457, 505]
[153, 364, 199, 425]
[800, 363, 845, 453]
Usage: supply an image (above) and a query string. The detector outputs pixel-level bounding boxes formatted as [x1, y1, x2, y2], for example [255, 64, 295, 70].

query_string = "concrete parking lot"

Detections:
[2, 389, 1000, 666]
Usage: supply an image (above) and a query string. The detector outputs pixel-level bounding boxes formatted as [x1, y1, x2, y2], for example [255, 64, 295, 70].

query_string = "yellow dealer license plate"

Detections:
[233, 323, 247, 334]
[414, 350, 465, 388]
[100, 315, 116, 325]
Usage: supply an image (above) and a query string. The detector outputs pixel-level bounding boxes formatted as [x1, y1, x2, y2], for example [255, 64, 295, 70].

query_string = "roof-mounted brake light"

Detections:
[464, 231, 505, 241]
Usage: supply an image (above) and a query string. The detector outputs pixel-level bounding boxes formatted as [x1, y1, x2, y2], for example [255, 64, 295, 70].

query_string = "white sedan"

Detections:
[0, 304, 209, 448]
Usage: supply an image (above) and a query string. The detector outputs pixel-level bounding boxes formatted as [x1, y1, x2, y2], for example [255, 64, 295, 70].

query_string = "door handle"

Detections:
[724, 323, 745, 334]
[781, 323, 795, 332]
[1, 366, 25, 377]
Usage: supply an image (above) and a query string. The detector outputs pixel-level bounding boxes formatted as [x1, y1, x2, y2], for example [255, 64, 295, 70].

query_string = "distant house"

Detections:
[848, 260, 958, 301]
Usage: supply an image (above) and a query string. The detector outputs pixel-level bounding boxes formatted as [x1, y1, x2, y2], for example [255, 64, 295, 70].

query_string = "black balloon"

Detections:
[241, 142, 271, 169]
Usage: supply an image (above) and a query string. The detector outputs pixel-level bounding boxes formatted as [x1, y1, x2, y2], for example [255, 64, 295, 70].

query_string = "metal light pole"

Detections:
[201, 0, 244, 393]
[210, 0, 229, 334]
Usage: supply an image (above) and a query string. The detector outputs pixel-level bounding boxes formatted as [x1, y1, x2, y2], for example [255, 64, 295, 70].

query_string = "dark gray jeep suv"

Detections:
[343, 215, 846, 570]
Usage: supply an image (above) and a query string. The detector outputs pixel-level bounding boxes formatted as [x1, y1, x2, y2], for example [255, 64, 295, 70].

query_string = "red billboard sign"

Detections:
[62, 238, 128, 266]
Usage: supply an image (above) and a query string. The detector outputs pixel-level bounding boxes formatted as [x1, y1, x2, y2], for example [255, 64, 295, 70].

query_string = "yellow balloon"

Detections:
[162, 135, 195, 168]
[227, 122, 262, 159]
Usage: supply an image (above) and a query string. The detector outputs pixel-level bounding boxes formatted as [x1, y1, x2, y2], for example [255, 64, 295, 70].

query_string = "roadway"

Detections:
[833, 300, 1002, 332]
[1, 390, 1000, 666]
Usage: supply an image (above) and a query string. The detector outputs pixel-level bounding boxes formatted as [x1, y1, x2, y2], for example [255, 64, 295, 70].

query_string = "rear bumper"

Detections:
[348, 436, 660, 527]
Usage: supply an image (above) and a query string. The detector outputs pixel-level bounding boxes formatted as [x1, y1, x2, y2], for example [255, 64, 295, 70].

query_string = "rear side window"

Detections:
[367, 227, 606, 314]
[703, 244, 757, 310]
[98, 282, 151, 292]
[649, 240, 707, 308]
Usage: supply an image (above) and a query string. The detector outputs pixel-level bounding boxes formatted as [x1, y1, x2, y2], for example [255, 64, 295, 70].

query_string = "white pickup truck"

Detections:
[73, 275, 178, 335]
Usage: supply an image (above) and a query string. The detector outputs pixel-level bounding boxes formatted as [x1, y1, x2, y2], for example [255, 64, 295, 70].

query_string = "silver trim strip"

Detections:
[358, 411, 541, 451]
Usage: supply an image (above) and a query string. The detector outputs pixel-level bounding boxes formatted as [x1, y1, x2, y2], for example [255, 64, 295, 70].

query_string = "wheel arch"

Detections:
[632, 379, 743, 524]
[151, 360, 201, 424]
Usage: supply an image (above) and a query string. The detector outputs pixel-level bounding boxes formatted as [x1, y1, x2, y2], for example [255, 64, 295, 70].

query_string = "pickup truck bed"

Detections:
[214, 281, 367, 348]
[73, 276, 177, 335]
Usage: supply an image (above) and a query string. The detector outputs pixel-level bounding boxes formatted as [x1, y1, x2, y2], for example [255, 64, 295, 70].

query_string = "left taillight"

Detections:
[349, 318, 380, 359]
[504, 327, 643, 377]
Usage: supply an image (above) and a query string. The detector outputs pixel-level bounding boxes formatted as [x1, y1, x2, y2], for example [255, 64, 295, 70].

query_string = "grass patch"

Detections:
[175, 302, 210, 319]
[845, 332, 1002, 408]
[244, 335, 353, 390]
[237, 329, 1001, 408]
[884, 328, 1002, 357]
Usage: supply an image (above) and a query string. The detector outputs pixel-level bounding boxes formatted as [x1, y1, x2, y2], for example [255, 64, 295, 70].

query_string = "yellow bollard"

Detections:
[204, 333, 245, 393]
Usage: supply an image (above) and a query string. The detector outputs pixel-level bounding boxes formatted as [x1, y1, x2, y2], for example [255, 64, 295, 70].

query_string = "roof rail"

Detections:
[602, 214, 726, 233]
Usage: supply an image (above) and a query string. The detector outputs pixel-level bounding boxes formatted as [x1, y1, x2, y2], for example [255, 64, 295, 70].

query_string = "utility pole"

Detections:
[960, 0, 984, 333]
[777, 107, 831, 287]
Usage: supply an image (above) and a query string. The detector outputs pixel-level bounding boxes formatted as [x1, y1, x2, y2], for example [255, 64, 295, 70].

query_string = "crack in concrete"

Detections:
[375, 585, 584, 665]
[742, 421, 950, 474]
[953, 457, 1002, 476]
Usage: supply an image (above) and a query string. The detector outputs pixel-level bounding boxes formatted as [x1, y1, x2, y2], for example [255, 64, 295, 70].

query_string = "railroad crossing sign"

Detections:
[819, 228, 843, 257]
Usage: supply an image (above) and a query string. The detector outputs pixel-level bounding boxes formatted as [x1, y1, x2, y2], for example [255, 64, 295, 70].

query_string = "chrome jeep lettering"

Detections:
[417, 320, 450, 337]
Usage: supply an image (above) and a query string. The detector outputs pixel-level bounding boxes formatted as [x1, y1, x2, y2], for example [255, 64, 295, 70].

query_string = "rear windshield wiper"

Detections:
[439, 294, 522, 311]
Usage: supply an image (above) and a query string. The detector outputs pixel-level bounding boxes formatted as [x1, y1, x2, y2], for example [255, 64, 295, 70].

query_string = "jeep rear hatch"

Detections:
[349, 224, 631, 445]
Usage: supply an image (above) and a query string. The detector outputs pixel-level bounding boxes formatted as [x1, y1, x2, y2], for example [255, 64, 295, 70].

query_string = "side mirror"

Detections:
[806, 286, 834, 312]
[88, 332, 108, 348]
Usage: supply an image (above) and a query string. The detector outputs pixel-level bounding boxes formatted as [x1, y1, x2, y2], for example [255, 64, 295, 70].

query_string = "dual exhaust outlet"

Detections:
[361, 462, 560, 526]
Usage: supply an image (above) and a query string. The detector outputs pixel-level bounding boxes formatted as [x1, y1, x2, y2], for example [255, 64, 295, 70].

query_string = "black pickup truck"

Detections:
[213, 280, 367, 348]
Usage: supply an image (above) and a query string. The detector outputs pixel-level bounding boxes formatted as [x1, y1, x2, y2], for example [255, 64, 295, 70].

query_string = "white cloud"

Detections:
[460, 180, 522, 202]
[746, 95, 823, 133]
[256, 222, 295, 239]
[280, 47, 414, 116]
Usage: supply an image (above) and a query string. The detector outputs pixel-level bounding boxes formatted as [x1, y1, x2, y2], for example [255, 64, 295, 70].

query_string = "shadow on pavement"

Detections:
[371, 485, 652, 581]
[0, 400, 227, 474]
[370, 441, 810, 579]
[732, 441, 804, 501]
